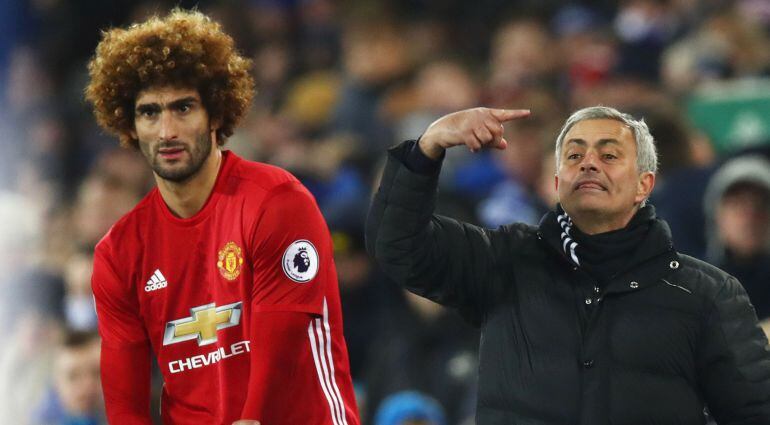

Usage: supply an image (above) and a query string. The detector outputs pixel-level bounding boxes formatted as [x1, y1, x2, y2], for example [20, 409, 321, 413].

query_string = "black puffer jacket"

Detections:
[366, 142, 770, 425]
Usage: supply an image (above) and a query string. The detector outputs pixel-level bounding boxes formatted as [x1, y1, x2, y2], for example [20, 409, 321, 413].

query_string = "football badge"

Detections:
[282, 240, 319, 283]
[217, 241, 244, 281]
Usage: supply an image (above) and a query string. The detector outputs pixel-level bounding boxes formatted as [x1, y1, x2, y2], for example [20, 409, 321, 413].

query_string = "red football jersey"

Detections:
[92, 151, 360, 425]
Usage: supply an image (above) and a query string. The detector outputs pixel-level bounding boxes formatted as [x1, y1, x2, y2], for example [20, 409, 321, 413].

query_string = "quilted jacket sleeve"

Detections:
[697, 276, 770, 423]
[365, 141, 503, 325]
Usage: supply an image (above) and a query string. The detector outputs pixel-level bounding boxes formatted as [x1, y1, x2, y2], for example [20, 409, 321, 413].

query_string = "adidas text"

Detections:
[146, 269, 168, 292]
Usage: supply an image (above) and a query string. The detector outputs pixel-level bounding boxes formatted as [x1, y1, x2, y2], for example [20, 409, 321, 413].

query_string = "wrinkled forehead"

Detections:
[563, 118, 635, 146]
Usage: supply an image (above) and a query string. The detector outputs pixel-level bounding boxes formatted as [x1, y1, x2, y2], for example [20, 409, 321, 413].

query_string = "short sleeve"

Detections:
[248, 181, 330, 315]
[92, 244, 149, 348]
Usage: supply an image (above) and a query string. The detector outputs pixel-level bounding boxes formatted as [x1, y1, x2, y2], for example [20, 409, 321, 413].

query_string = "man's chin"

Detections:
[563, 197, 610, 216]
[153, 163, 197, 182]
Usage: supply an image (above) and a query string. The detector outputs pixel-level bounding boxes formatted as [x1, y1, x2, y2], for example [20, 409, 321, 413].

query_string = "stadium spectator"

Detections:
[33, 330, 104, 425]
[704, 155, 770, 320]
[486, 18, 558, 107]
[394, 60, 482, 197]
[332, 18, 412, 159]
[661, 4, 770, 93]
[478, 91, 563, 227]
[645, 105, 715, 259]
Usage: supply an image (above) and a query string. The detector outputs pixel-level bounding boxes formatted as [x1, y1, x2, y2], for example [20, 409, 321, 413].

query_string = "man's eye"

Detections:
[178, 104, 191, 113]
[603, 154, 617, 160]
[567, 153, 581, 160]
[141, 110, 157, 118]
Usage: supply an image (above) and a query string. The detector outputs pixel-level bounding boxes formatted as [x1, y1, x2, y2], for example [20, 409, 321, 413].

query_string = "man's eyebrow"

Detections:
[135, 96, 199, 112]
[168, 97, 199, 108]
[565, 138, 622, 147]
[135, 103, 161, 113]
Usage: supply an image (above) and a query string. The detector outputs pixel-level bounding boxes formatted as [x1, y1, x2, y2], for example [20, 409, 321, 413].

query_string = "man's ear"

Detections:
[554, 174, 559, 192]
[635, 171, 656, 204]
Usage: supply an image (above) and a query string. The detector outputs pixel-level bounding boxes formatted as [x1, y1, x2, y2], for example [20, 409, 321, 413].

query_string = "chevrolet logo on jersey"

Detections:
[163, 302, 243, 346]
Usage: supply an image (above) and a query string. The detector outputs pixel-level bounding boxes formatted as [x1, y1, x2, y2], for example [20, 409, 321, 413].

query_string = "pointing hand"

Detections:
[418, 107, 531, 159]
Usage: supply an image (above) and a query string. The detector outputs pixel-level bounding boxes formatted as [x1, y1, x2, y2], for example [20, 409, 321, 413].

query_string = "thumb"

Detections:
[493, 137, 508, 150]
[489, 108, 531, 123]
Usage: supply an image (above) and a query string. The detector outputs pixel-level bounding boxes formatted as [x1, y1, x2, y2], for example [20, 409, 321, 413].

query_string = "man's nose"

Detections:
[158, 111, 178, 141]
[580, 151, 599, 172]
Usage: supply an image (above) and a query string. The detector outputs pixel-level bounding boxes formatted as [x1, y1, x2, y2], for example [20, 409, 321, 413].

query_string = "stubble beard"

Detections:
[142, 131, 213, 183]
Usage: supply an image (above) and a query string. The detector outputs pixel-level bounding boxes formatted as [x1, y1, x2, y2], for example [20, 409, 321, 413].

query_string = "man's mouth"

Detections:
[574, 180, 607, 191]
[158, 146, 185, 160]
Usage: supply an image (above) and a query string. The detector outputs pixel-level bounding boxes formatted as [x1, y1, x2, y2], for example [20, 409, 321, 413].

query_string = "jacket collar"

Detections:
[537, 206, 680, 293]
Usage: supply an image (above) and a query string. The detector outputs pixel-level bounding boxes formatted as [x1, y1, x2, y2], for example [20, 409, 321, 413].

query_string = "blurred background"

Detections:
[0, 0, 769, 424]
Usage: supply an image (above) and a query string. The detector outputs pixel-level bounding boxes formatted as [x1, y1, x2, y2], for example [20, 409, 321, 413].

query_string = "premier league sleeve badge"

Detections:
[282, 240, 319, 283]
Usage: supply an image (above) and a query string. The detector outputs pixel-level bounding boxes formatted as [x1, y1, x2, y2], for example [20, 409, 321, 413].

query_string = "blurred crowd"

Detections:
[1, 0, 769, 424]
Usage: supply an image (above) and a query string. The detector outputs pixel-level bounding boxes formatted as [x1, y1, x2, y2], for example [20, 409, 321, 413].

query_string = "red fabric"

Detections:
[240, 311, 359, 424]
[99, 343, 152, 424]
[91, 151, 360, 424]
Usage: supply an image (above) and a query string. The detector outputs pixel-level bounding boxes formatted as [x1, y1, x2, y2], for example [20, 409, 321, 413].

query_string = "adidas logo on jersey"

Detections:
[145, 269, 168, 292]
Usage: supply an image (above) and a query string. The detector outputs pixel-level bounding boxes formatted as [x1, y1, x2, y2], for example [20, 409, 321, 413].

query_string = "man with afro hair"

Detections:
[86, 9, 360, 425]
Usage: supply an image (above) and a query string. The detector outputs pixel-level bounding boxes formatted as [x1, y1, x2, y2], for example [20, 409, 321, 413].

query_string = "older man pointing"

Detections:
[366, 106, 770, 424]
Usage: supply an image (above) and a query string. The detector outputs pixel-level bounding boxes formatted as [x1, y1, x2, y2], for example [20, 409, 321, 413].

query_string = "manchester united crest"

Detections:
[217, 242, 244, 281]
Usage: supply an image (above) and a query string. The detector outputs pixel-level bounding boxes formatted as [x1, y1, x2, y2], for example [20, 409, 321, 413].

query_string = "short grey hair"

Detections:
[554, 106, 658, 176]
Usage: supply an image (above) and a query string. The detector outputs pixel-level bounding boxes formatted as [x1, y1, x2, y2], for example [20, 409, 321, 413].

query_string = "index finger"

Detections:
[489, 108, 531, 123]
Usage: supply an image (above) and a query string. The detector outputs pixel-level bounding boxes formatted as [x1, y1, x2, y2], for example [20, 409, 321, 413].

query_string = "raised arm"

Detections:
[366, 107, 530, 323]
